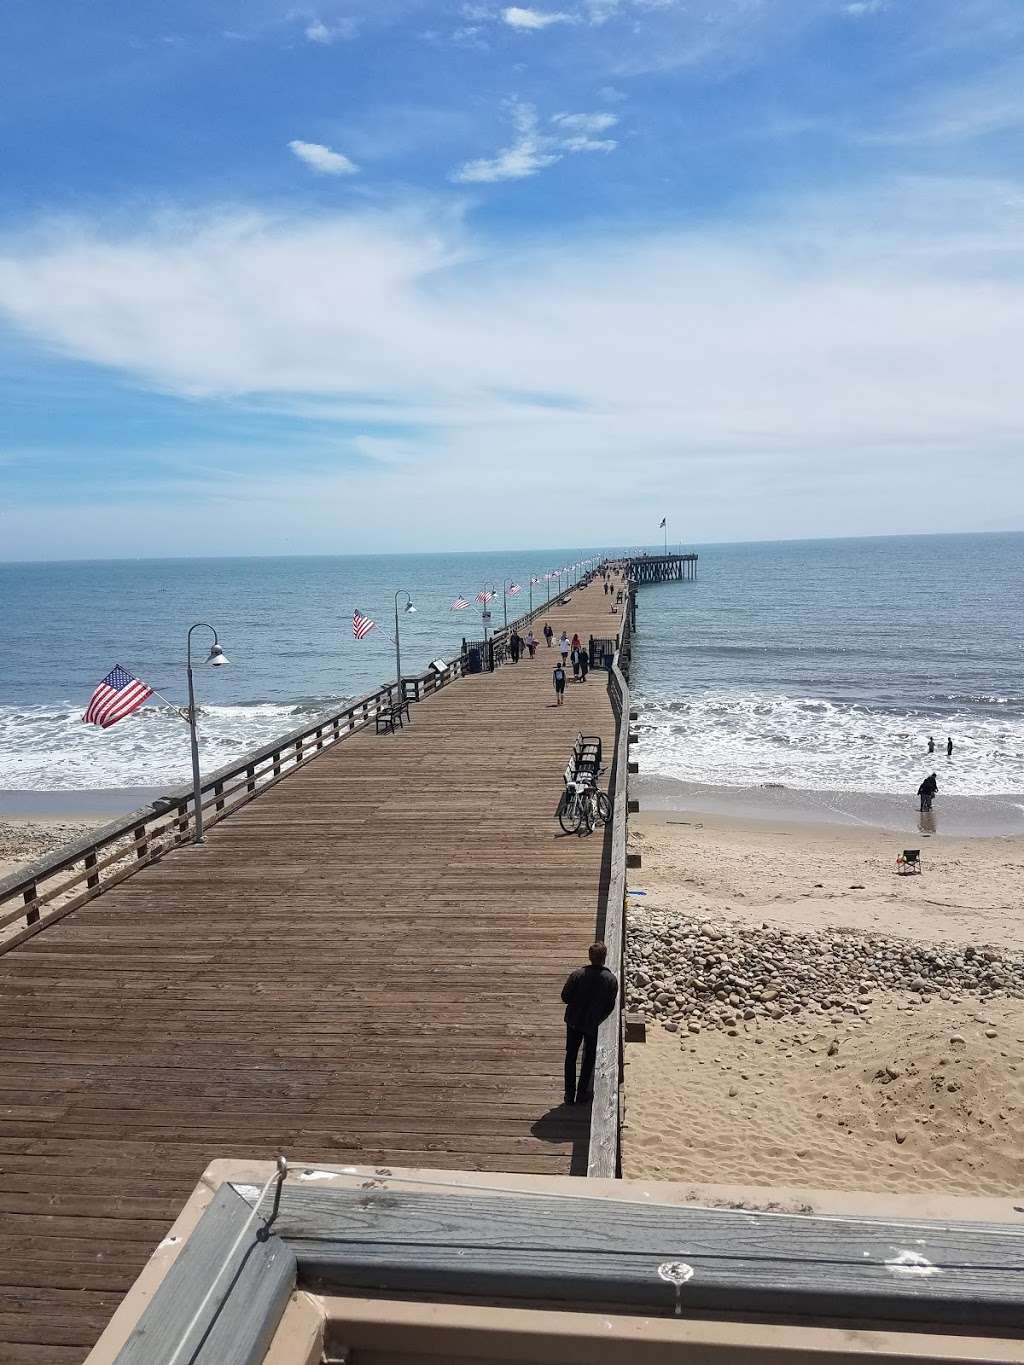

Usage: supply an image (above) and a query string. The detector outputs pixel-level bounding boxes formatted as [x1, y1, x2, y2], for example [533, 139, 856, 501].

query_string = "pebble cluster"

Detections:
[626, 910, 1024, 1036]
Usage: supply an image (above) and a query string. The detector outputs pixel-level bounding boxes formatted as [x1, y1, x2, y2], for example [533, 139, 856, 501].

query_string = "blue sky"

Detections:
[1, 0, 1022, 559]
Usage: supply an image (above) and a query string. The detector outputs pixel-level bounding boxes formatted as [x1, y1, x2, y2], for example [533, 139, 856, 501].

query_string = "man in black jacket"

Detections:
[917, 772, 938, 812]
[561, 941, 619, 1105]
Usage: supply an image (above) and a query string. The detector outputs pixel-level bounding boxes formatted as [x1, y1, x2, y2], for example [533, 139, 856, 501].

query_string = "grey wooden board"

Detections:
[264, 1187, 1024, 1329]
[114, 1184, 295, 1365]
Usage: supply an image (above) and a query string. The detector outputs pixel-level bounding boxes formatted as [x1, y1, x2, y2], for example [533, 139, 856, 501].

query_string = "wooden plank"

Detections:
[112, 1183, 295, 1365]
[274, 1188, 1024, 1329]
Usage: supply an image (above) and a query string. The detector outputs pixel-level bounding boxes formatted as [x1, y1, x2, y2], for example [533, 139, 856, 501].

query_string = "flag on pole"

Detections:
[507, 583, 522, 596]
[352, 608, 376, 639]
[83, 665, 154, 729]
[475, 590, 493, 604]
[450, 596, 470, 611]
[659, 517, 666, 528]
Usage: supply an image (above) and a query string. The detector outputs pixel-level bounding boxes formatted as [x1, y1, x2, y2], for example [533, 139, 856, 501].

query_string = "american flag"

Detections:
[475, 590, 493, 604]
[352, 608, 376, 639]
[83, 665, 154, 730]
[507, 583, 521, 596]
[450, 596, 470, 611]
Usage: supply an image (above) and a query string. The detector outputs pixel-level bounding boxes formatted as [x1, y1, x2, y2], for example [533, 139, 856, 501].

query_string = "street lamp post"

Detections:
[186, 623, 229, 845]
[393, 590, 416, 702]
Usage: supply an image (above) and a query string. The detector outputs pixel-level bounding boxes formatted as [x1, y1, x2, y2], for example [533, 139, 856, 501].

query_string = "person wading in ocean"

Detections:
[917, 772, 938, 812]
[561, 942, 619, 1106]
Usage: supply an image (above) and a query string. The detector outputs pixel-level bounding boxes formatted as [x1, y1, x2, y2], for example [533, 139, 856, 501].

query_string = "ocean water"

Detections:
[0, 550, 597, 791]
[1, 535, 1021, 806]
[632, 533, 1024, 802]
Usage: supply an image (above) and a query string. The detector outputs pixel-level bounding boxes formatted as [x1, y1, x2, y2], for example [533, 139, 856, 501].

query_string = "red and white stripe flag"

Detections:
[353, 608, 376, 639]
[450, 596, 470, 611]
[475, 590, 493, 604]
[83, 665, 154, 730]
[507, 583, 522, 596]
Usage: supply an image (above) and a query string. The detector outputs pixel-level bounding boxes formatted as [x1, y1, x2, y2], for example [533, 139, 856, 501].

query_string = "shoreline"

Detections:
[636, 774, 1024, 838]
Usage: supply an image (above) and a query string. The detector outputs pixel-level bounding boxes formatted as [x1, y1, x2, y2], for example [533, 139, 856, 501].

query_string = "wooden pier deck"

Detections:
[0, 578, 625, 1361]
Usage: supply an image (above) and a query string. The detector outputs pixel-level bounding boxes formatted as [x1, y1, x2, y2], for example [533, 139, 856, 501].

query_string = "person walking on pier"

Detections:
[525, 629, 538, 658]
[559, 632, 570, 667]
[561, 942, 619, 1106]
[570, 642, 582, 681]
[552, 662, 567, 705]
[544, 622, 554, 648]
[579, 646, 590, 682]
[917, 772, 938, 812]
[509, 629, 521, 664]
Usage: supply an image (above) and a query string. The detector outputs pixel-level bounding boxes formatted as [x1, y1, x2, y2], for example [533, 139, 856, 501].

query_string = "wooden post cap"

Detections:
[626, 852, 642, 868]
[624, 1012, 647, 1043]
[627, 799, 639, 814]
[628, 760, 639, 774]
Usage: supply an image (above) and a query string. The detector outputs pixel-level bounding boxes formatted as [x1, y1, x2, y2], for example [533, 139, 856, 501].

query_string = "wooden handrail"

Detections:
[587, 579, 632, 1178]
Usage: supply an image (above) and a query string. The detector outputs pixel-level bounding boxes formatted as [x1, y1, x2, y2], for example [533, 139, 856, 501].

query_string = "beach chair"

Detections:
[896, 849, 921, 875]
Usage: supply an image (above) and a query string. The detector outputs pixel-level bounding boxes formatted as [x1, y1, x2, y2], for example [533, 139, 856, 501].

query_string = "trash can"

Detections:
[466, 647, 483, 674]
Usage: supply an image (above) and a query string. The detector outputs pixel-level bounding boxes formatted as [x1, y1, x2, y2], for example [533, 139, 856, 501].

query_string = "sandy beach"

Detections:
[0, 814, 104, 883]
[622, 810, 1024, 1194]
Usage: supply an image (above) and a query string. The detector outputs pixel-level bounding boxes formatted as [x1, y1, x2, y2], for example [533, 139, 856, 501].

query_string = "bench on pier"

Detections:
[570, 731, 602, 781]
[375, 696, 411, 734]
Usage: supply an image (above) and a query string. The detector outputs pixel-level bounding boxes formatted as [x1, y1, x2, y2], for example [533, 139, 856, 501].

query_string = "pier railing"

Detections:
[0, 574, 593, 954]
[587, 581, 633, 1178]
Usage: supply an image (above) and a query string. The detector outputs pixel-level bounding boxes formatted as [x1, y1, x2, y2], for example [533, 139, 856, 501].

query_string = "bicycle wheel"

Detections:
[581, 790, 598, 834]
[558, 790, 583, 834]
[595, 790, 612, 825]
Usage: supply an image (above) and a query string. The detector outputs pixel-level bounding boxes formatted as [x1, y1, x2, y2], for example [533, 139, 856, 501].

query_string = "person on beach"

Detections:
[561, 942, 619, 1106]
[553, 662, 567, 705]
[525, 629, 537, 658]
[947, 736, 954, 757]
[543, 622, 553, 648]
[917, 772, 938, 812]
[927, 736, 935, 754]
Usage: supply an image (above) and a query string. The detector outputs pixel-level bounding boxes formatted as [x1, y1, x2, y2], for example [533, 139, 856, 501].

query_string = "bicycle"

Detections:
[556, 768, 612, 836]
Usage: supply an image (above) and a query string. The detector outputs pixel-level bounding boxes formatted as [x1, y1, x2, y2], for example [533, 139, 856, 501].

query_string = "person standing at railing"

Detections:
[561, 942, 619, 1106]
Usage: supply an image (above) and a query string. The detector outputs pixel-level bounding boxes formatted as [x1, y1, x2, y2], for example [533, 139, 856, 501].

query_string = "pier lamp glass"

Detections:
[403, 598, 416, 614]
[207, 644, 229, 666]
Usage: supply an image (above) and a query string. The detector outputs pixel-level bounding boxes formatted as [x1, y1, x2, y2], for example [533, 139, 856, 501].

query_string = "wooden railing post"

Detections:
[246, 764, 256, 794]
[295, 737, 304, 767]
[24, 884, 38, 927]
[134, 824, 148, 861]
[316, 726, 324, 751]
[273, 750, 282, 778]
[84, 852, 100, 890]
[214, 781, 225, 813]
[177, 803, 189, 839]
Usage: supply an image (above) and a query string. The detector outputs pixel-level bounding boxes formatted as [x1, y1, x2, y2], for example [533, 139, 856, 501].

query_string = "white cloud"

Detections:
[288, 139, 359, 175]
[304, 15, 357, 43]
[501, 7, 572, 30]
[0, 176, 1022, 549]
[451, 102, 618, 183]
[843, 0, 886, 14]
